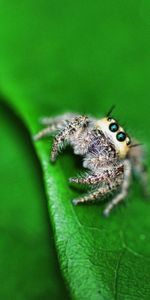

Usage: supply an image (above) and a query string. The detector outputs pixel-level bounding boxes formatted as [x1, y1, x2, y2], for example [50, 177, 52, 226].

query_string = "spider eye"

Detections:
[126, 137, 131, 146]
[109, 122, 119, 132]
[116, 131, 126, 142]
[107, 117, 112, 122]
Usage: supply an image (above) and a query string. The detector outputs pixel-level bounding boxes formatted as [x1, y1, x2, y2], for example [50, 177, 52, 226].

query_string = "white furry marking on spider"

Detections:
[33, 108, 149, 216]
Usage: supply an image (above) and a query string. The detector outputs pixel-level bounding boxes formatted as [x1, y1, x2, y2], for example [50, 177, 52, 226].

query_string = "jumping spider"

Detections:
[34, 108, 149, 216]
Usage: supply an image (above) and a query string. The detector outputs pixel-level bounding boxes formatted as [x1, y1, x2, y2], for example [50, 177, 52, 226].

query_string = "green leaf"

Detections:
[0, 0, 150, 299]
[0, 103, 68, 300]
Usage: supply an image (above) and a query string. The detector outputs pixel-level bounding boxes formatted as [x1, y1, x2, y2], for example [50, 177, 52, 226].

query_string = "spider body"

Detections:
[34, 111, 149, 216]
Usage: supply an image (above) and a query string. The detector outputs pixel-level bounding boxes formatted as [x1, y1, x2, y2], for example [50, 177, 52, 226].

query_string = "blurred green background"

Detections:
[0, 0, 150, 299]
[0, 103, 68, 300]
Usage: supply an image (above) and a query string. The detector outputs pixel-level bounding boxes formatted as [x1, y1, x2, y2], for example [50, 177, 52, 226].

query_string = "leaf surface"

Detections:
[0, 1, 150, 299]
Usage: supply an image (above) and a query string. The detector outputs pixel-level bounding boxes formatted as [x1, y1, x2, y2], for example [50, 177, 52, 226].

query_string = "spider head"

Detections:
[96, 117, 131, 159]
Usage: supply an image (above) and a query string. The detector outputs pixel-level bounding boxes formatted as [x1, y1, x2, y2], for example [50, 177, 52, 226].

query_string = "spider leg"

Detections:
[33, 126, 56, 141]
[70, 174, 101, 185]
[72, 164, 124, 206]
[40, 113, 78, 125]
[129, 145, 149, 198]
[51, 115, 89, 162]
[72, 185, 111, 205]
[33, 113, 79, 141]
[139, 165, 150, 198]
[103, 159, 132, 217]
[69, 165, 124, 185]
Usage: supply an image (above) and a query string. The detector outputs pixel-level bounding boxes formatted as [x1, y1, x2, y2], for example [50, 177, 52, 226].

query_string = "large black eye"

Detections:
[116, 131, 126, 142]
[109, 122, 119, 132]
